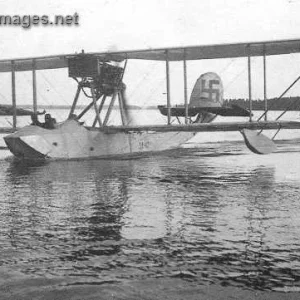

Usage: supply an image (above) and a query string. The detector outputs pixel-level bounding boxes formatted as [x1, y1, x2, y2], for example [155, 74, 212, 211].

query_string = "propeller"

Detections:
[107, 56, 132, 126]
[117, 59, 133, 126]
[120, 83, 133, 125]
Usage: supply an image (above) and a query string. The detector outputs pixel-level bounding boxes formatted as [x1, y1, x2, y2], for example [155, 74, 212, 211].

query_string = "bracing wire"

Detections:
[275, 96, 300, 121]
[0, 90, 8, 102]
[39, 71, 67, 103]
[257, 74, 300, 122]
[23, 72, 48, 104]
[23, 71, 71, 121]
[219, 59, 235, 76]
[224, 67, 247, 90]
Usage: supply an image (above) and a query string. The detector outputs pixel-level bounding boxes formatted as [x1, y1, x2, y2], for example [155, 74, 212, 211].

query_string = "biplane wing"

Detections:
[1, 38, 300, 72]
[100, 120, 300, 134]
[3, 38, 300, 158]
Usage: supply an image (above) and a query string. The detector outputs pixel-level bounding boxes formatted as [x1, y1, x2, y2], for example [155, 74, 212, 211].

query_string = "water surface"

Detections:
[1, 138, 300, 291]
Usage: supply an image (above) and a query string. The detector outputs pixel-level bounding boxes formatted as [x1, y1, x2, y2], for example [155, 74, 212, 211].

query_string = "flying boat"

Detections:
[3, 38, 300, 160]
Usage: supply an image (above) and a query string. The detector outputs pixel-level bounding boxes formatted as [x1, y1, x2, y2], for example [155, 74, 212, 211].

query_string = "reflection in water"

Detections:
[1, 145, 300, 290]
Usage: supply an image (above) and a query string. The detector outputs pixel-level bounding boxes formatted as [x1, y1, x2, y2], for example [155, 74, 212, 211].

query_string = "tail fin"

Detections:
[190, 72, 223, 107]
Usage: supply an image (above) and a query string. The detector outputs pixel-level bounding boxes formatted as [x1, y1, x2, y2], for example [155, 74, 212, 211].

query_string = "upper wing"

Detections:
[0, 55, 69, 72]
[1, 38, 300, 72]
[125, 38, 300, 61]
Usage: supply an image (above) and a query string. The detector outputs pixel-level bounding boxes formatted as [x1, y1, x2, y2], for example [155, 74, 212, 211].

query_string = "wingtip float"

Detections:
[241, 129, 277, 155]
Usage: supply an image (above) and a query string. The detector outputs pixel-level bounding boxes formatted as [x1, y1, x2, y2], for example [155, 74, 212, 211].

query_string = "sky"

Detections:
[0, 0, 300, 105]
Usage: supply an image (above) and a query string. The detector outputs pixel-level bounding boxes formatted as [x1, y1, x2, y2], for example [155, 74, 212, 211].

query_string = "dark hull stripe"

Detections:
[4, 137, 46, 160]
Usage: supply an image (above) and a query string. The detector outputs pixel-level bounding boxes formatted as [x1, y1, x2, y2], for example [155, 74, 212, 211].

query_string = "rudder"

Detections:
[190, 72, 223, 108]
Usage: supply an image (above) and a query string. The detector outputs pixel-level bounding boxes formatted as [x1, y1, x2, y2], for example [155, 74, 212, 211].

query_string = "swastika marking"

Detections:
[201, 79, 220, 103]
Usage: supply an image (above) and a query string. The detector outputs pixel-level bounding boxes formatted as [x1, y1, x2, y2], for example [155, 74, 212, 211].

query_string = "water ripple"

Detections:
[1, 142, 300, 290]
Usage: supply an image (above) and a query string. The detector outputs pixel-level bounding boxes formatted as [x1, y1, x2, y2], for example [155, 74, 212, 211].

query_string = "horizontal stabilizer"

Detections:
[0, 105, 45, 116]
[157, 104, 250, 117]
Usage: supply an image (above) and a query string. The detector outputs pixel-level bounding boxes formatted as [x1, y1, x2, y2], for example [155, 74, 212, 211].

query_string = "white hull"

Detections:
[4, 120, 195, 160]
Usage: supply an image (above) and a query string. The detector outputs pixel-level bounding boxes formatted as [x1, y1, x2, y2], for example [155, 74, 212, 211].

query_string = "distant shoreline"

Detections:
[2, 96, 300, 111]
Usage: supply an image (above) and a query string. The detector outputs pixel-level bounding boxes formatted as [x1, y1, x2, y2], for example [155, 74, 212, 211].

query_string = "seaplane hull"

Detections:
[4, 120, 195, 160]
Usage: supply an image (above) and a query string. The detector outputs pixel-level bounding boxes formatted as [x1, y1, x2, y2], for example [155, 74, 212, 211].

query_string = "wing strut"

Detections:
[183, 49, 188, 124]
[263, 48, 268, 121]
[245, 72, 300, 154]
[242, 52, 276, 154]
[32, 59, 38, 115]
[166, 50, 171, 125]
[257, 74, 300, 122]
[247, 54, 252, 122]
[11, 61, 17, 130]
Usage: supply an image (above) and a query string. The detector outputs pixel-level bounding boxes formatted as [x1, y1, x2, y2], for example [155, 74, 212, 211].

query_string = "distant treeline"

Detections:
[14, 97, 300, 111]
[19, 104, 142, 110]
[224, 97, 300, 111]
[146, 97, 300, 110]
